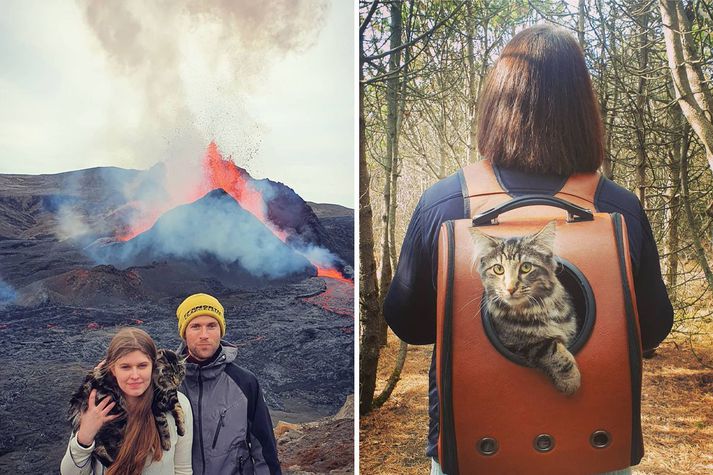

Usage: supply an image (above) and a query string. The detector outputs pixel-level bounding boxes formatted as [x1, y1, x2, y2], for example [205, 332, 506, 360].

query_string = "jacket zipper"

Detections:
[211, 408, 227, 449]
[238, 455, 245, 475]
[198, 367, 206, 475]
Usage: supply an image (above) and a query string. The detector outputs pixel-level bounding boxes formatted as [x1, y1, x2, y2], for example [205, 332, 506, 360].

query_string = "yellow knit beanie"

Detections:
[176, 293, 226, 338]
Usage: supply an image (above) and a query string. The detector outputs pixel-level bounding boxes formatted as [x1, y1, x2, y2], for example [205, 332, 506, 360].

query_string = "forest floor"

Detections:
[360, 325, 713, 475]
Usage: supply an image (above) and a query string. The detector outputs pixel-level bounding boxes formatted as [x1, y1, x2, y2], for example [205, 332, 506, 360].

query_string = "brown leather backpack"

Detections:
[436, 160, 643, 475]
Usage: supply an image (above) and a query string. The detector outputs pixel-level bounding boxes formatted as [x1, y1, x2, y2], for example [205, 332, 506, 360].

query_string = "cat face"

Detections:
[155, 349, 186, 389]
[470, 221, 558, 308]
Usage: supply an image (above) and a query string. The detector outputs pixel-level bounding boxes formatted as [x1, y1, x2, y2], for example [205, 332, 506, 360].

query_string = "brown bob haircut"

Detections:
[477, 24, 604, 175]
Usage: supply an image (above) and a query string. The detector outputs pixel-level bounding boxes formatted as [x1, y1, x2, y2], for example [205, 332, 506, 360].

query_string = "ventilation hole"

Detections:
[477, 437, 498, 456]
[533, 434, 554, 452]
[590, 430, 611, 448]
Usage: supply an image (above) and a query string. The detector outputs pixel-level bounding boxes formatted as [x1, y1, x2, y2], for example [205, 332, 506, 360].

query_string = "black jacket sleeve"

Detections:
[226, 364, 282, 475]
[632, 207, 674, 351]
[384, 198, 438, 345]
[247, 379, 281, 475]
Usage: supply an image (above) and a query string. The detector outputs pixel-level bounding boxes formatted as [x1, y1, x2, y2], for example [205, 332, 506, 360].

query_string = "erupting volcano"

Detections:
[116, 141, 349, 280]
[199, 142, 287, 240]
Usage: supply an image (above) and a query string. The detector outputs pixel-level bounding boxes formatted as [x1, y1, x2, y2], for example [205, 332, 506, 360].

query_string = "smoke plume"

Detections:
[76, 0, 328, 166]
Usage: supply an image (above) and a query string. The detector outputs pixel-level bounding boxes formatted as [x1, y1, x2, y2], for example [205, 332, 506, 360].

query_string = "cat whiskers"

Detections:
[459, 291, 486, 313]
[463, 292, 502, 321]
[486, 293, 505, 308]
[526, 294, 546, 313]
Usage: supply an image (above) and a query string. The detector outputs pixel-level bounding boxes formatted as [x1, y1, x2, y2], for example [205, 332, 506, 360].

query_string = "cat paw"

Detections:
[175, 406, 186, 436]
[95, 446, 114, 464]
[160, 437, 171, 451]
[555, 366, 581, 395]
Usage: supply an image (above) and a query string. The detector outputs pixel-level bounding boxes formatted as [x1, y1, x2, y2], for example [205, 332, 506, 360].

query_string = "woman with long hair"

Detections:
[61, 327, 193, 475]
[384, 24, 672, 474]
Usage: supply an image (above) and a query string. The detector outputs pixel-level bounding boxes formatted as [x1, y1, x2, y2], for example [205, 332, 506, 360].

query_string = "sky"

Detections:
[0, 0, 354, 207]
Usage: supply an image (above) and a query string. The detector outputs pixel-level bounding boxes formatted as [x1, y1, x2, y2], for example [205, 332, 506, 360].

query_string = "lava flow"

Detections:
[301, 277, 354, 317]
[316, 267, 352, 283]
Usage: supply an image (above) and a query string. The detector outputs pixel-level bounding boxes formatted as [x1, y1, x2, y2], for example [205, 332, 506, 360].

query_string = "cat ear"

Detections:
[527, 220, 557, 253]
[92, 359, 109, 379]
[470, 226, 500, 255]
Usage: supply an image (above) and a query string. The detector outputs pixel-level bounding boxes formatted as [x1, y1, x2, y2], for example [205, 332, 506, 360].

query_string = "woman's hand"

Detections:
[76, 389, 119, 446]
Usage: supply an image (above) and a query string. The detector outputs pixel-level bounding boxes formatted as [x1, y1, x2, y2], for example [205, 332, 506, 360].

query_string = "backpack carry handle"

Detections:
[472, 195, 594, 226]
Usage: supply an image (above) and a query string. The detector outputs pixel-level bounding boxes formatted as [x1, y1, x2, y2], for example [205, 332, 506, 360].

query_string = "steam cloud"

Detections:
[56, 207, 92, 241]
[0, 278, 17, 307]
[298, 245, 340, 269]
[50, 167, 142, 240]
[89, 189, 315, 279]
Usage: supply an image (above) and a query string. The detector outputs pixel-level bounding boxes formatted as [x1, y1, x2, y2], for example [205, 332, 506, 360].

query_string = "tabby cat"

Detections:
[470, 221, 581, 395]
[151, 349, 187, 450]
[68, 348, 187, 465]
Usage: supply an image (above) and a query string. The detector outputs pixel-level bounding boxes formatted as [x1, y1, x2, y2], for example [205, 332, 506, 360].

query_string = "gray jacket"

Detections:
[178, 342, 281, 475]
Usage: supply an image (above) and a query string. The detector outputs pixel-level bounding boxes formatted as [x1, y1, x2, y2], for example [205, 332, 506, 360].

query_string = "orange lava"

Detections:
[301, 276, 354, 317]
[116, 210, 164, 241]
[317, 267, 352, 283]
[200, 142, 289, 241]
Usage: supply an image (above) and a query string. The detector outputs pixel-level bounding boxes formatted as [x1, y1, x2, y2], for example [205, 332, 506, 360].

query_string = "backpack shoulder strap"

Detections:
[555, 172, 602, 211]
[459, 160, 509, 218]
[460, 159, 603, 216]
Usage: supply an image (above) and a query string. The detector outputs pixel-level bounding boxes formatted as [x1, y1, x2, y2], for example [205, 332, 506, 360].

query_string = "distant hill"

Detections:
[0, 167, 152, 240]
[307, 202, 354, 265]
[306, 202, 354, 219]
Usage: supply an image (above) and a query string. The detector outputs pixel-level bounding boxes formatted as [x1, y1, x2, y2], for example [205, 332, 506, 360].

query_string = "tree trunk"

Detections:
[635, 6, 650, 207]
[660, 0, 713, 173]
[438, 98, 448, 179]
[665, 106, 683, 294]
[596, 0, 613, 179]
[378, 0, 403, 348]
[472, 6, 491, 163]
[679, 122, 713, 289]
[578, 0, 586, 47]
[465, 0, 478, 163]
[359, 13, 382, 416]
[666, 156, 680, 294]
[372, 339, 409, 409]
[389, 0, 414, 276]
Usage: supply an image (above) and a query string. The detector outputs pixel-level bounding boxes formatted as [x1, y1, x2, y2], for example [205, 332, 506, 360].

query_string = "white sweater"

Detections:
[60, 392, 193, 475]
